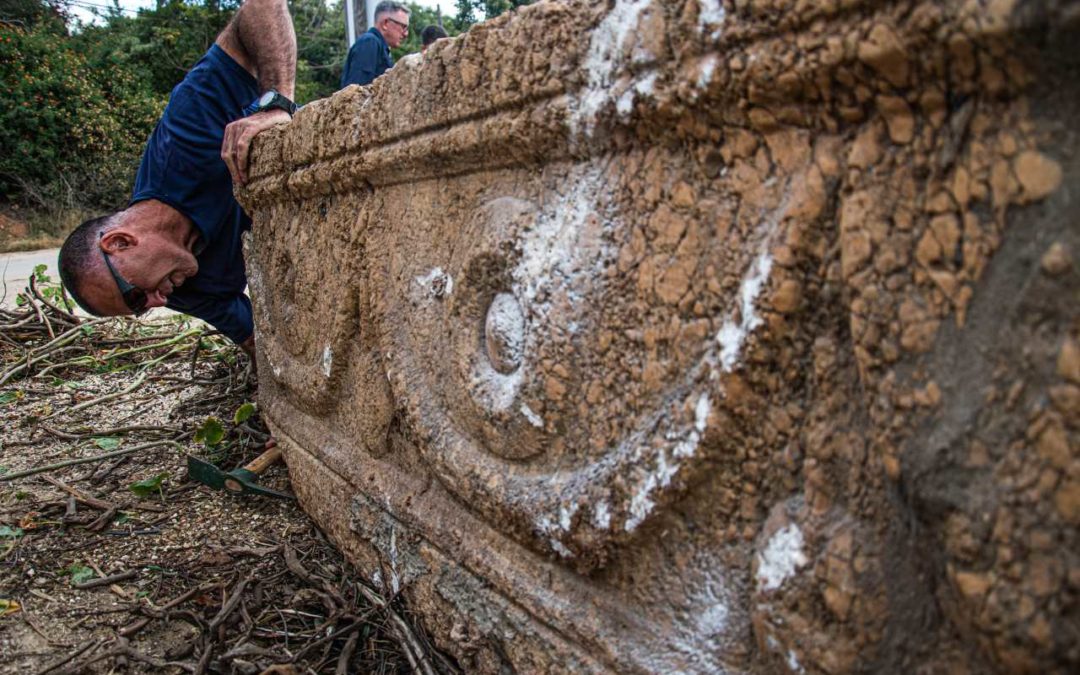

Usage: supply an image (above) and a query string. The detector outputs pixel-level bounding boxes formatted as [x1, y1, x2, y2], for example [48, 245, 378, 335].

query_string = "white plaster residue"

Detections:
[388, 526, 401, 595]
[697, 0, 726, 38]
[716, 251, 773, 373]
[535, 515, 575, 559]
[698, 602, 729, 637]
[788, 650, 804, 674]
[627, 391, 712, 530]
[570, 0, 652, 135]
[485, 293, 526, 373]
[321, 345, 332, 378]
[550, 539, 574, 559]
[558, 502, 579, 531]
[371, 570, 382, 587]
[593, 501, 611, 529]
[673, 392, 712, 459]
[694, 392, 711, 433]
[615, 71, 658, 117]
[520, 402, 543, 428]
[697, 54, 719, 90]
[469, 359, 523, 414]
[626, 448, 679, 531]
[513, 175, 596, 306]
[756, 523, 808, 591]
[414, 267, 453, 299]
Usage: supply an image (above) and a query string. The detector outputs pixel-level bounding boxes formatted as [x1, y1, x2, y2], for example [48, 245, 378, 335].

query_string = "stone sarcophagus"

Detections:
[238, 1, 1078, 671]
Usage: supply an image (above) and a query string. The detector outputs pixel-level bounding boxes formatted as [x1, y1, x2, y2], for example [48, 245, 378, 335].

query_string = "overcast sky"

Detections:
[69, 1, 461, 27]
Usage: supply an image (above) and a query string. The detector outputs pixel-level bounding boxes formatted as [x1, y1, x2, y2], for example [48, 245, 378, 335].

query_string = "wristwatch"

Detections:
[250, 89, 297, 116]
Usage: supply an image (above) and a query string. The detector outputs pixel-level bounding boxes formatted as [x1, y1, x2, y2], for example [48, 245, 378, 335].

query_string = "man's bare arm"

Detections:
[218, 0, 297, 184]
[217, 0, 296, 96]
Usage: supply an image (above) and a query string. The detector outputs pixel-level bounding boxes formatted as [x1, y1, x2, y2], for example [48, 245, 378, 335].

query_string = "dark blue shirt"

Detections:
[131, 45, 259, 345]
[340, 28, 393, 88]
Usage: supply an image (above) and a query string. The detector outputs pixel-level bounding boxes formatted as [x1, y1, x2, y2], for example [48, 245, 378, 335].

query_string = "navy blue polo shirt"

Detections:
[131, 44, 259, 345]
[340, 27, 393, 88]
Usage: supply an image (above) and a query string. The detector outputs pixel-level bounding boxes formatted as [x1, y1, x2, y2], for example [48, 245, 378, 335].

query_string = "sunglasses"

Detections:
[99, 232, 149, 316]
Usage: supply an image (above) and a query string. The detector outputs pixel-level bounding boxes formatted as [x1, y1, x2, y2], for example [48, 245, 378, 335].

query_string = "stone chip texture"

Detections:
[237, 0, 1080, 672]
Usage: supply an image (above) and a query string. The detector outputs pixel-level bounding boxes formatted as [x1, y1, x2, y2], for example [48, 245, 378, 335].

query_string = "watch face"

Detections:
[259, 91, 275, 107]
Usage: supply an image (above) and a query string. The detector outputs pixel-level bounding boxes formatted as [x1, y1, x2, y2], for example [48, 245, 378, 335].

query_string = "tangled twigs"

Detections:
[120, 583, 218, 638]
[0, 318, 112, 386]
[356, 583, 438, 675]
[2, 278, 449, 673]
[283, 544, 438, 675]
[33, 638, 105, 675]
[28, 275, 80, 327]
[40, 423, 181, 440]
[0, 440, 183, 481]
[64, 637, 196, 673]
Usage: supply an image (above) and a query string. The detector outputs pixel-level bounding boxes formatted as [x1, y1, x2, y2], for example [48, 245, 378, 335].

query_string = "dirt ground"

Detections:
[0, 278, 448, 673]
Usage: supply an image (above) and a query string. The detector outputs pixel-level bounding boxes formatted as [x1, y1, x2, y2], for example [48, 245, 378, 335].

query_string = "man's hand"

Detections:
[240, 334, 257, 359]
[221, 109, 291, 185]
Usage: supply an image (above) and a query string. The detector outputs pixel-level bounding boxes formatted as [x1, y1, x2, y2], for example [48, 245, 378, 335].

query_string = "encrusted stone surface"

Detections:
[238, 1, 1079, 672]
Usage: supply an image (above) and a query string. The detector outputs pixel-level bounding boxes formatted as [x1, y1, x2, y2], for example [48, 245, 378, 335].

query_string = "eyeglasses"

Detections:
[386, 17, 409, 32]
[99, 232, 149, 316]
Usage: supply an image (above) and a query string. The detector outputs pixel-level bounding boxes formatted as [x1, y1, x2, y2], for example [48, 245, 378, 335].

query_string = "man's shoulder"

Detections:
[353, 31, 381, 48]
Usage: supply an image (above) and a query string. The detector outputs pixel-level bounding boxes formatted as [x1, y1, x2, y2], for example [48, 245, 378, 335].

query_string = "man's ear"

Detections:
[100, 229, 137, 254]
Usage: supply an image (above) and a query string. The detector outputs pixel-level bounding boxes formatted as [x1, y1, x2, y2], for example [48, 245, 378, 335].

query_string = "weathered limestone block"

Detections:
[238, 1, 1079, 672]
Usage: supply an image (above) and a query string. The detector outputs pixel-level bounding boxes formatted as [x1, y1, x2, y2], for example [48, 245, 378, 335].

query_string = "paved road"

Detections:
[0, 246, 185, 323]
[0, 247, 60, 305]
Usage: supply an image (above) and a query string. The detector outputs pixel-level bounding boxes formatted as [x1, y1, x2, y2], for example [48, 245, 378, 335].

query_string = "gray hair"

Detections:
[58, 212, 118, 316]
[374, 1, 410, 21]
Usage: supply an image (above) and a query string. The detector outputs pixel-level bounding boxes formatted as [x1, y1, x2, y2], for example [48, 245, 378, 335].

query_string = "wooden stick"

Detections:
[73, 569, 138, 590]
[0, 440, 181, 482]
[42, 475, 114, 511]
[207, 574, 252, 633]
[335, 629, 360, 675]
[33, 638, 104, 675]
[50, 371, 148, 418]
[41, 424, 181, 440]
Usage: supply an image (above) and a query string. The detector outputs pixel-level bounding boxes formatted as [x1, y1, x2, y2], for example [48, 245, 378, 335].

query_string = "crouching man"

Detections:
[58, 0, 298, 358]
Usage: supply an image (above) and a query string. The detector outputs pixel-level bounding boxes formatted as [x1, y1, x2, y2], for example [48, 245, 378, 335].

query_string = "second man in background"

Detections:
[340, 1, 410, 88]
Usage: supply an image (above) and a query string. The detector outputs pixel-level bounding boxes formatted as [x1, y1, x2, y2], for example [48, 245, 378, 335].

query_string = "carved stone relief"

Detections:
[239, 1, 1079, 672]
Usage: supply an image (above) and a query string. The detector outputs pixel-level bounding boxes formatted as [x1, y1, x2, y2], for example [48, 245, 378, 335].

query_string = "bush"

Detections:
[0, 19, 164, 219]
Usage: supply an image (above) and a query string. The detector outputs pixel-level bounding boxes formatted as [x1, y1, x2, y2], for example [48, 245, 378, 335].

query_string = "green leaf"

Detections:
[0, 526, 24, 539]
[115, 512, 132, 525]
[233, 402, 256, 425]
[0, 391, 21, 404]
[67, 564, 96, 585]
[194, 417, 225, 448]
[14, 295, 26, 306]
[93, 437, 121, 450]
[79, 324, 95, 337]
[129, 472, 169, 498]
[33, 264, 48, 283]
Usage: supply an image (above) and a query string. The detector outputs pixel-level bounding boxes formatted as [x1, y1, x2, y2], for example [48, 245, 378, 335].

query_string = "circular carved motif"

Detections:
[373, 170, 791, 568]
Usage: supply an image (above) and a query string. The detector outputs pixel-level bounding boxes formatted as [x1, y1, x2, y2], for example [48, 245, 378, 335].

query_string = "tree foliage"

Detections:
[453, 0, 531, 28]
[0, 0, 532, 223]
[0, 7, 163, 211]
